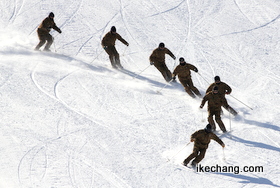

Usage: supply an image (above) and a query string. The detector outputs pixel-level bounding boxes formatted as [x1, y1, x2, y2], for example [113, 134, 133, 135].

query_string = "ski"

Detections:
[174, 163, 197, 172]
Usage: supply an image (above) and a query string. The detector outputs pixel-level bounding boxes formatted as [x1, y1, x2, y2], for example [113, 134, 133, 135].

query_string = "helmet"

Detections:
[49, 12, 54, 18]
[214, 76, 220, 82]
[159, 42, 165, 48]
[205, 124, 212, 133]
[213, 86, 219, 91]
[111, 26, 116, 32]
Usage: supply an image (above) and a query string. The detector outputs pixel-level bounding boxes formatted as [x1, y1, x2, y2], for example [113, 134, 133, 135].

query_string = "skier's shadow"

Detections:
[243, 118, 280, 132]
[215, 173, 280, 187]
[70, 58, 167, 87]
[119, 69, 170, 88]
[225, 134, 280, 153]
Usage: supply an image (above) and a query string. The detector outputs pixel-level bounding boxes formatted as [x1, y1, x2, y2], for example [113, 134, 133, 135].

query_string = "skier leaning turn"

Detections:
[35, 12, 61, 51]
[149, 43, 176, 82]
[172, 57, 201, 98]
[206, 76, 237, 116]
[101, 26, 129, 69]
[183, 124, 225, 168]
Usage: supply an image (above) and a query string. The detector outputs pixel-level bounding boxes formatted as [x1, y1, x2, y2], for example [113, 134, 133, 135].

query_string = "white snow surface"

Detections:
[0, 0, 280, 187]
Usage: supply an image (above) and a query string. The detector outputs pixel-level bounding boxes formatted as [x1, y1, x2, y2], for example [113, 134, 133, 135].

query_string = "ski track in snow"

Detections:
[233, 0, 258, 26]
[214, 14, 280, 38]
[8, 0, 24, 26]
[28, 55, 131, 186]
[31, 58, 118, 132]
[29, 55, 147, 187]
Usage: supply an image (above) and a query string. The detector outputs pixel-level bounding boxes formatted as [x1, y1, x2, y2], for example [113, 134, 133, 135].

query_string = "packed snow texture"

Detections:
[0, 0, 279, 187]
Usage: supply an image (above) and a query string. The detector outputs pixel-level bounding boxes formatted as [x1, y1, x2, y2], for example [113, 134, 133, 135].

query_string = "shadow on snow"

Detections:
[216, 173, 280, 187]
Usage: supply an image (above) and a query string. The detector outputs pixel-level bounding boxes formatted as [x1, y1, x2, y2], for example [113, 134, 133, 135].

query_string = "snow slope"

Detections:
[0, 0, 280, 187]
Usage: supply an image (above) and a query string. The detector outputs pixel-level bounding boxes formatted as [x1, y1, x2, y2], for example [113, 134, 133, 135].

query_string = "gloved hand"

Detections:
[172, 56, 176, 60]
[126, 43, 129, 46]
[150, 62, 154, 65]
[194, 68, 198, 73]
[222, 143, 225, 148]
[58, 29, 62, 34]
[225, 91, 230, 94]
[191, 138, 195, 142]
[200, 104, 203, 109]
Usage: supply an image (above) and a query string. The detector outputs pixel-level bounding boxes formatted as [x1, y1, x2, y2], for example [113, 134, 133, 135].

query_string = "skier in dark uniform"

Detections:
[35, 12, 62, 51]
[183, 124, 225, 167]
[172, 57, 201, 98]
[206, 76, 237, 116]
[101, 26, 129, 69]
[149, 43, 176, 82]
[200, 86, 227, 132]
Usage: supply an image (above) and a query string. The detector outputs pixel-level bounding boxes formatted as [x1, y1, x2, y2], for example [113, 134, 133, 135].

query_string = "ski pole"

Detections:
[229, 111, 231, 131]
[197, 72, 210, 85]
[157, 79, 173, 94]
[133, 65, 151, 79]
[201, 110, 205, 122]
[167, 142, 191, 162]
[122, 46, 128, 56]
[52, 37, 57, 52]
[222, 147, 226, 161]
[91, 50, 104, 63]
[229, 95, 253, 110]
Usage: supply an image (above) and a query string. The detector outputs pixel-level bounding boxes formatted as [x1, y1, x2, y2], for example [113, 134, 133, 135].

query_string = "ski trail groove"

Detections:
[213, 14, 280, 38]
[58, 0, 83, 29]
[30, 61, 115, 133]
[118, 0, 139, 47]
[233, 0, 258, 26]
[8, 0, 24, 26]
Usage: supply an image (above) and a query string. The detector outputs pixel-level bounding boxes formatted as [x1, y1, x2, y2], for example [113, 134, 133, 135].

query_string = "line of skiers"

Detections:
[35, 13, 237, 168]
[100, 26, 237, 169]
